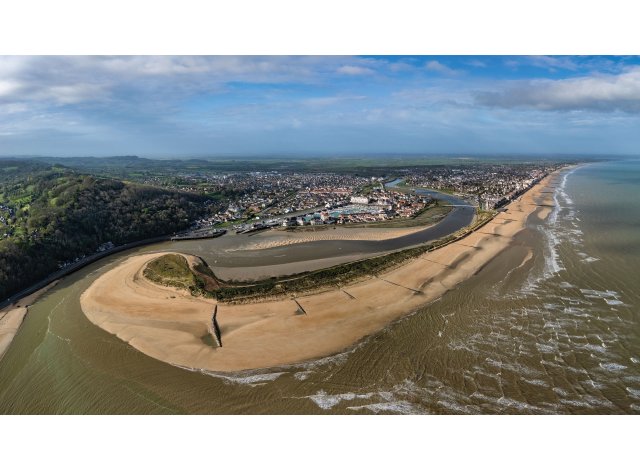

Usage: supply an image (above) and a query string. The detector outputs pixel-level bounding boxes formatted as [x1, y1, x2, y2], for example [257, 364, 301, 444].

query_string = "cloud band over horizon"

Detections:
[1, 55, 639, 156]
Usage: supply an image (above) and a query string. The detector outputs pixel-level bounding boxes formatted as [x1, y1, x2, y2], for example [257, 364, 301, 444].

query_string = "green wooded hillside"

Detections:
[0, 160, 211, 300]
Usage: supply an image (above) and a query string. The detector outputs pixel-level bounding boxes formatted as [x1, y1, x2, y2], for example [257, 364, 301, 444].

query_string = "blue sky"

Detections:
[1, 55, 639, 157]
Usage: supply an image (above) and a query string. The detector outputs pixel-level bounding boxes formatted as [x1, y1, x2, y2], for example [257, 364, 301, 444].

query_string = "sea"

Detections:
[0, 159, 638, 414]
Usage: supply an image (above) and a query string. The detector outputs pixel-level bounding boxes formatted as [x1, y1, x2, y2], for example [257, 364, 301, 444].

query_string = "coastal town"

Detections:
[178, 162, 562, 232]
[0, 157, 565, 310]
[0, 161, 563, 248]
[402, 163, 555, 210]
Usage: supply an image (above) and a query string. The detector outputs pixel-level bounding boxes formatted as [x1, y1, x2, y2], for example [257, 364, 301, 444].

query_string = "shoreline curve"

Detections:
[79, 171, 562, 372]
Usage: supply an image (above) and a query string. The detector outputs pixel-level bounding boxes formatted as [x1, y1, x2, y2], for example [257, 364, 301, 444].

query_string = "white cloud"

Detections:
[0, 103, 28, 114]
[388, 61, 416, 73]
[476, 66, 640, 113]
[0, 80, 23, 97]
[0, 56, 385, 109]
[336, 65, 374, 75]
[528, 55, 578, 71]
[392, 87, 472, 107]
[2, 56, 639, 156]
[0, 56, 30, 76]
[99, 56, 323, 79]
[302, 95, 366, 107]
[425, 60, 458, 75]
[466, 59, 487, 68]
[45, 84, 110, 104]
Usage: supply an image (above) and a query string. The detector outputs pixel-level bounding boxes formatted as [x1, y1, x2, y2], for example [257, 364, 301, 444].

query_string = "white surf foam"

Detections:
[599, 362, 628, 372]
[525, 167, 586, 290]
[580, 289, 619, 298]
[579, 288, 624, 306]
[522, 378, 548, 387]
[625, 387, 640, 399]
[347, 401, 425, 415]
[293, 371, 312, 381]
[172, 362, 291, 386]
[307, 390, 375, 410]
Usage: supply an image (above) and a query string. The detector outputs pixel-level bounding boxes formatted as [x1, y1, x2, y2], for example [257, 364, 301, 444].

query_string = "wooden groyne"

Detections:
[375, 275, 423, 294]
[293, 298, 307, 315]
[210, 305, 222, 347]
[341, 289, 356, 300]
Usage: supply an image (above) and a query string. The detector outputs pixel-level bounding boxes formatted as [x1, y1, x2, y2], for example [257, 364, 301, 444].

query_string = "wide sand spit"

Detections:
[80, 172, 560, 372]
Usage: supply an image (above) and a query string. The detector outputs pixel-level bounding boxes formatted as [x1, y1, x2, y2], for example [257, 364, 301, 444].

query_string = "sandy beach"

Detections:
[0, 282, 57, 361]
[80, 172, 560, 372]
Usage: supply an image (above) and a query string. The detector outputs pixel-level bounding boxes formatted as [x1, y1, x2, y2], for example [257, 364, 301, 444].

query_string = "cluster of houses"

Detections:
[182, 164, 561, 235]
[163, 171, 375, 226]
[478, 174, 545, 210]
[405, 165, 556, 210]
[278, 191, 431, 227]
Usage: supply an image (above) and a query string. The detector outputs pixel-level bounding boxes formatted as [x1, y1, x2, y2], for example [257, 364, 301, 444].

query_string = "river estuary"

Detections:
[0, 162, 638, 414]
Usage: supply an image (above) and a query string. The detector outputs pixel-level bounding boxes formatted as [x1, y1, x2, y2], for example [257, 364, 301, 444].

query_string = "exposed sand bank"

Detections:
[213, 253, 384, 282]
[80, 173, 560, 372]
[0, 282, 58, 361]
[227, 225, 428, 252]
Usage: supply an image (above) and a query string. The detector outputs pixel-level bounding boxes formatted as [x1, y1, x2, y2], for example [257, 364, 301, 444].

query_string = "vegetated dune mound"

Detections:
[143, 253, 224, 295]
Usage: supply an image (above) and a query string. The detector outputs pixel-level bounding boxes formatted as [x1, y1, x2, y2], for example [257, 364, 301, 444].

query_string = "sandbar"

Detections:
[230, 225, 430, 251]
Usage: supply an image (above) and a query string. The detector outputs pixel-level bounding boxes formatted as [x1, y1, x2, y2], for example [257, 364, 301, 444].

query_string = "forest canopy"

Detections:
[0, 160, 212, 300]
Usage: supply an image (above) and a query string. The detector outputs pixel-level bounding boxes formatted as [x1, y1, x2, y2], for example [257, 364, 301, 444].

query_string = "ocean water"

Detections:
[0, 160, 638, 414]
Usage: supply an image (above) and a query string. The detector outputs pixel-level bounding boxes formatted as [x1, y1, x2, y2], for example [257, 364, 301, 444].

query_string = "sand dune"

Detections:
[80, 172, 560, 372]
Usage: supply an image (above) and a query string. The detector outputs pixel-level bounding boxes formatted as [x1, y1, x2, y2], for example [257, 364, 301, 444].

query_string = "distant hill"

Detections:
[0, 160, 212, 301]
[18, 154, 590, 179]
